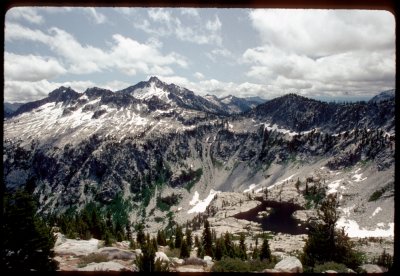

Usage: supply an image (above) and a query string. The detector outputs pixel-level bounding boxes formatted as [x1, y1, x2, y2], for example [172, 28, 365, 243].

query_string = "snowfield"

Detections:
[188, 189, 221, 214]
[336, 218, 394, 238]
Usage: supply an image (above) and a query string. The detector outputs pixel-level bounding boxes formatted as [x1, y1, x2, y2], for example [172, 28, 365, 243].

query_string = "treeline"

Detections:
[2, 189, 58, 271]
[48, 194, 131, 245]
[130, 219, 274, 272]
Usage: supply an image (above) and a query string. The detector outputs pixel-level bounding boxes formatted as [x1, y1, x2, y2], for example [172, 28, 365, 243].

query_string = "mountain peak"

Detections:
[369, 89, 395, 103]
[48, 86, 79, 101]
[148, 76, 163, 84]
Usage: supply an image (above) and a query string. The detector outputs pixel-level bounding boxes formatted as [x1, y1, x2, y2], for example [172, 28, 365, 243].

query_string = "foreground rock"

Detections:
[54, 234, 99, 256]
[270, 233, 307, 257]
[359, 264, 386, 273]
[174, 265, 205, 272]
[97, 247, 136, 260]
[206, 217, 262, 237]
[77, 261, 132, 271]
[208, 192, 261, 219]
[155, 251, 169, 262]
[292, 209, 318, 223]
[274, 256, 303, 273]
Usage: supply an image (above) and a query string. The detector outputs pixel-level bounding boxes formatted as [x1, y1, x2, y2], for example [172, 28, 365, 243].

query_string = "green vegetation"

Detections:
[301, 194, 364, 271]
[368, 185, 391, 202]
[211, 257, 275, 272]
[304, 180, 326, 209]
[3, 189, 58, 271]
[179, 239, 190, 258]
[372, 249, 393, 270]
[259, 235, 272, 261]
[211, 257, 251, 272]
[156, 193, 181, 212]
[156, 197, 171, 211]
[78, 253, 108, 268]
[211, 156, 224, 169]
[51, 194, 131, 243]
[312, 261, 350, 273]
[184, 168, 203, 192]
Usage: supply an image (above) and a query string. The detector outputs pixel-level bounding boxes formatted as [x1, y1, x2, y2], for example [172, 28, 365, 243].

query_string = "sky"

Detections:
[4, 7, 396, 103]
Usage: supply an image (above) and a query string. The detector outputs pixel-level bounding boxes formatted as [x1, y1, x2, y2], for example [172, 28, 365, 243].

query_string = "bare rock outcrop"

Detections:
[274, 256, 303, 273]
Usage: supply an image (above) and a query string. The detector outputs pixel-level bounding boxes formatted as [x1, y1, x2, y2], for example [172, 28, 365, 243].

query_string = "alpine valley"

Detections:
[3, 77, 395, 272]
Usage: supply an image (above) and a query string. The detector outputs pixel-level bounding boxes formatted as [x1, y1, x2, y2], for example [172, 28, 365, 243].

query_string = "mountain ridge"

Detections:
[3, 77, 395, 236]
[6, 76, 394, 120]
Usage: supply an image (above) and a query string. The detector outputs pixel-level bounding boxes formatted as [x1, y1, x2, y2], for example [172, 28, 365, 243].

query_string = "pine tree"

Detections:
[194, 235, 200, 248]
[3, 189, 58, 271]
[180, 239, 190, 259]
[223, 231, 235, 258]
[168, 236, 175, 249]
[136, 223, 146, 246]
[260, 235, 271, 261]
[202, 220, 213, 258]
[157, 229, 167, 246]
[197, 244, 205, 258]
[136, 239, 156, 272]
[302, 194, 363, 269]
[185, 227, 193, 250]
[103, 229, 113, 246]
[251, 236, 260, 259]
[174, 225, 183, 249]
[238, 233, 247, 260]
[214, 237, 227, 261]
[126, 224, 132, 241]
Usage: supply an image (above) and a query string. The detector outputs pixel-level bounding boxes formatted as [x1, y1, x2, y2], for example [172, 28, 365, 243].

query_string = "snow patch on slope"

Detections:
[132, 82, 171, 102]
[370, 207, 382, 218]
[336, 218, 394, 238]
[327, 179, 344, 195]
[244, 184, 259, 193]
[188, 190, 221, 214]
[267, 174, 296, 190]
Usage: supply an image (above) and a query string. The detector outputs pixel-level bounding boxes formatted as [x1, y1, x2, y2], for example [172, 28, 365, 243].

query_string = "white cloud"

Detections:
[4, 79, 137, 103]
[194, 72, 205, 80]
[180, 8, 200, 18]
[7, 7, 44, 24]
[114, 7, 136, 15]
[148, 8, 173, 23]
[4, 79, 96, 103]
[102, 80, 132, 91]
[83, 8, 107, 24]
[242, 45, 395, 96]
[5, 22, 49, 43]
[206, 15, 222, 32]
[6, 24, 188, 77]
[4, 52, 67, 81]
[206, 47, 234, 62]
[110, 34, 187, 75]
[156, 76, 279, 99]
[133, 8, 222, 45]
[249, 9, 395, 56]
[244, 10, 395, 98]
[48, 27, 109, 74]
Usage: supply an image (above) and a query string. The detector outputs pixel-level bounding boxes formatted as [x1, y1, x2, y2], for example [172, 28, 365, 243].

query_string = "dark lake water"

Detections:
[233, 200, 309, 235]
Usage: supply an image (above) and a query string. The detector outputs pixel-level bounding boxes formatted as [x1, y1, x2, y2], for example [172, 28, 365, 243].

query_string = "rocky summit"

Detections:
[3, 77, 395, 271]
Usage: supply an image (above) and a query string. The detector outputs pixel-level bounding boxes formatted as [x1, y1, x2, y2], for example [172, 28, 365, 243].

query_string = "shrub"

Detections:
[313, 262, 349, 273]
[183, 257, 206, 266]
[78, 253, 108, 267]
[211, 257, 250, 272]
[248, 259, 276, 271]
[301, 194, 363, 270]
[373, 249, 393, 269]
[368, 188, 385, 202]
[164, 248, 181, 258]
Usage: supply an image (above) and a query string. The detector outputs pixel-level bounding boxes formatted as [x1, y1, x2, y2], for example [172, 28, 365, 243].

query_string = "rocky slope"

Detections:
[3, 78, 395, 241]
